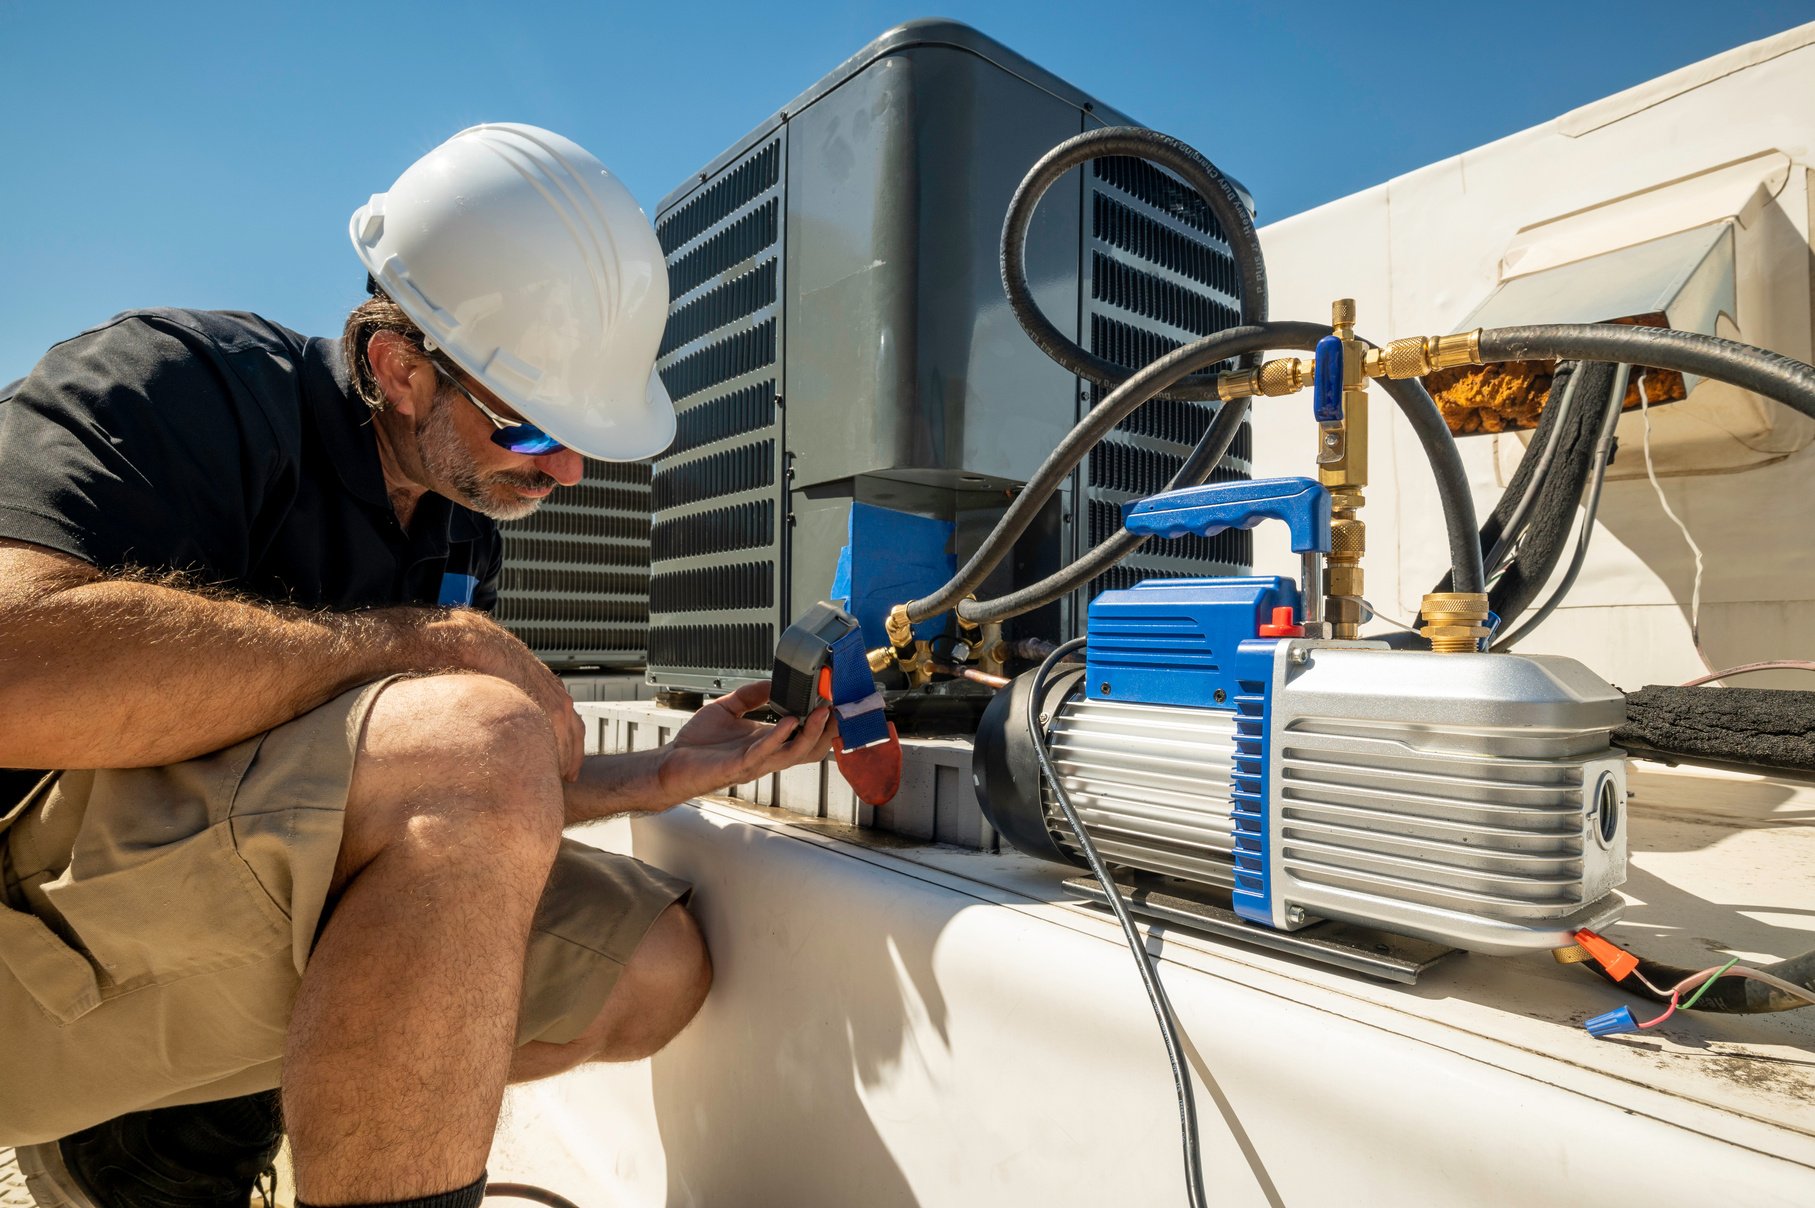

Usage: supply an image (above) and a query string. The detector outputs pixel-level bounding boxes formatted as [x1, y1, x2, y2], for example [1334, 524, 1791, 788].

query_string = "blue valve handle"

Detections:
[1122, 477, 1332, 554]
[1313, 334, 1345, 424]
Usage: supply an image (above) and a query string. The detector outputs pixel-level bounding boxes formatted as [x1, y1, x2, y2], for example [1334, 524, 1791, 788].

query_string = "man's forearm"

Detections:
[564, 748, 680, 824]
[0, 564, 486, 769]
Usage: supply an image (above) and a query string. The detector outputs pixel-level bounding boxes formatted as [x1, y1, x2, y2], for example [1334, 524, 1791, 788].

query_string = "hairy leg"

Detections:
[284, 674, 564, 1204]
[508, 903, 713, 1083]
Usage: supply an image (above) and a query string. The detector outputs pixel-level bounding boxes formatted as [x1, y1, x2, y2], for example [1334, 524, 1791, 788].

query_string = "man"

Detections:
[0, 123, 832, 1207]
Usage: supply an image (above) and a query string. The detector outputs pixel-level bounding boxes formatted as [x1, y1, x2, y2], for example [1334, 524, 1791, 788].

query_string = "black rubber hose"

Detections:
[904, 321, 1331, 623]
[1493, 365, 1632, 651]
[1479, 324, 1815, 420]
[1028, 637, 1209, 1208]
[1375, 373, 1485, 596]
[1427, 362, 1620, 631]
[1582, 949, 1815, 1014]
[1483, 363, 1583, 576]
[957, 396, 1251, 625]
[1001, 126, 1266, 400]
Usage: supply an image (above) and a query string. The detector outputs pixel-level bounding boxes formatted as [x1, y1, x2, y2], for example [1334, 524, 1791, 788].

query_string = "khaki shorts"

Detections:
[0, 678, 690, 1146]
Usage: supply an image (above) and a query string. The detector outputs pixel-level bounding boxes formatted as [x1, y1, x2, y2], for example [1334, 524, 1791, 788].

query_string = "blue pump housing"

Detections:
[1085, 575, 1296, 926]
[1075, 478, 1333, 928]
[1085, 576, 1297, 710]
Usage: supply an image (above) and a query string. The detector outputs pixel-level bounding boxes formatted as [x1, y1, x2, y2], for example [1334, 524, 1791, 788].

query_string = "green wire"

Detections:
[1680, 958, 1742, 1011]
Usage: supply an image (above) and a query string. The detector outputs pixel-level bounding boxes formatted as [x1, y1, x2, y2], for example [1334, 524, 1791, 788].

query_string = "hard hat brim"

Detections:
[547, 370, 676, 462]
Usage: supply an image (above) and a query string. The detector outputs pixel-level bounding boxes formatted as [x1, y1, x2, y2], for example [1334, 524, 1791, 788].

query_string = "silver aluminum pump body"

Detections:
[976, 637, 1628, 955]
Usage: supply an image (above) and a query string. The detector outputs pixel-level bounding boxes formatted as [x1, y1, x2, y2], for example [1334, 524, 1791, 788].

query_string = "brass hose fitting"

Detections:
[885, 604, 914, 651]
[979, 622, 1006, 677]
[1420, 592, 1491, 654]
[1362, 330, 1484, 380]
[1216, 357, 1311, 402]
[867, 646, 897, 674]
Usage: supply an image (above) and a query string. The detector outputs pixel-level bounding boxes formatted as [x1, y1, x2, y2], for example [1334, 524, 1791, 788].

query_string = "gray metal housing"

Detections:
[494, 461, 650, 668]
[646, 20, 1256, 690]
[1044, 645, 1628, 953]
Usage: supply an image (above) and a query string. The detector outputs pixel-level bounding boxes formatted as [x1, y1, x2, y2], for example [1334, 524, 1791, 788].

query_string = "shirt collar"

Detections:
[307, 336, 493, 546]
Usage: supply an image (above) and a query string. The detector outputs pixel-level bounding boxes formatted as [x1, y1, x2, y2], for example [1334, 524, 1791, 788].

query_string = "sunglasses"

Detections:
[431, 361, 566, 456]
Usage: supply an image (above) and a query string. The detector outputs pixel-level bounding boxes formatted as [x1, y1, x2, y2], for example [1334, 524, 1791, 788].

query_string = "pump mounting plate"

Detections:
[1061, 874, 1459, 985]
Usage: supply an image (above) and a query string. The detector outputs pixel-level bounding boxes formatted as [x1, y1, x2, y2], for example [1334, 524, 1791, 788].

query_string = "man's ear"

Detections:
[367, 331, 433, 419]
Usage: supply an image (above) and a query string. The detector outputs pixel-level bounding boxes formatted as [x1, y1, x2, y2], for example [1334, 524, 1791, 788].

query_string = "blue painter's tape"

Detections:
[836, 502, 956, 650]
[438, 573, 479, 607]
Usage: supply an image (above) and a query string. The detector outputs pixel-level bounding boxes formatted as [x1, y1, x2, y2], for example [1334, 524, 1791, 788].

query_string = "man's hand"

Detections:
[656, 681, 834, 804]
[562, 680, 834, 822]
[427, 609, 586, 781]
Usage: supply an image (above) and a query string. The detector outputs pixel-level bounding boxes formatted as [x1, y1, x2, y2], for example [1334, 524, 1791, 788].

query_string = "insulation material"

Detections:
[1619, 685, 1815, 775]
[1427, 314, 1687, 436]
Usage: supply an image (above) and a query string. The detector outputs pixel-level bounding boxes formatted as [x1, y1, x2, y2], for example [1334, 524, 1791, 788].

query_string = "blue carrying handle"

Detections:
[1121, 477, 1332, 554]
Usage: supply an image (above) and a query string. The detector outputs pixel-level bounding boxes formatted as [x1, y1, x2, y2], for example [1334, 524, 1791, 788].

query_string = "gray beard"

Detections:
[420, 394, 555, 522]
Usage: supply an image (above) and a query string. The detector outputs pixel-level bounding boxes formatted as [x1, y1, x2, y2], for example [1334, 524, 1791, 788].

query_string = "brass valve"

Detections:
[1419, 592, 1491, 654]
[1205, 327, 1489, 402]
[1321, 299, 1370, 639]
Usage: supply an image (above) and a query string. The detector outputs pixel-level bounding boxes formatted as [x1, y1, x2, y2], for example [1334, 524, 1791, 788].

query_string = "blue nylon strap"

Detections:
[827, 627, 890, 750]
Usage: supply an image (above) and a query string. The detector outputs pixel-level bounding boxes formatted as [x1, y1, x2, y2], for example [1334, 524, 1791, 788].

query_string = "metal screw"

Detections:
[1099, 682, 1111, 695]
[1323, 433, 1340, 447]
[1212, 689, 1226, 703]
[1286, 906, 1306, 926]
[1038, 713, 1050, 727]
[1289, 647, 1310, 666]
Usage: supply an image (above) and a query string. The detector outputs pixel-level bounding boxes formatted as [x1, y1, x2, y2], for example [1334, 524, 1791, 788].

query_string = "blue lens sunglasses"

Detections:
[431, 361, 566, 456]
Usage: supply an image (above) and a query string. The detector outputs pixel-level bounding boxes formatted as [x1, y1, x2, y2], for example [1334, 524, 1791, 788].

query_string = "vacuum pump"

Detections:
[972, 478, 1629, 954]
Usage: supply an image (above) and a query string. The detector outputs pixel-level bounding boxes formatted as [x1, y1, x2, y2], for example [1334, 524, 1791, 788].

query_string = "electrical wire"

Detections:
[1636, 995, 1679, 1029]
[1492, 364, 1633, 651]
[1028, 637, 1207, 1208]
[1680, 660, 1815, 687]
[1670, 961, 1815, 1009]
[1677, 958, 1743, 1010]
[485, 1184, 583, 1207]
[1484, 363, 1584, 577]
[1636, 375, 1714, 672]
[1578, 940, 1815, 1013]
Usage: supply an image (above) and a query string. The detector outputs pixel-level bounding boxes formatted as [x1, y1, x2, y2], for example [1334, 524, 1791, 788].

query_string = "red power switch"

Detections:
[1258, 606, 1304, 638]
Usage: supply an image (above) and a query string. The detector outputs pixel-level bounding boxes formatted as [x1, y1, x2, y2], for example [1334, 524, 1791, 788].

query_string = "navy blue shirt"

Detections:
[0, 308, 501, 612]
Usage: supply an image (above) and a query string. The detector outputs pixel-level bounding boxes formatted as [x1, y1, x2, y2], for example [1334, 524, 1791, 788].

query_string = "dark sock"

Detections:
[297, 1172, 486, 1208]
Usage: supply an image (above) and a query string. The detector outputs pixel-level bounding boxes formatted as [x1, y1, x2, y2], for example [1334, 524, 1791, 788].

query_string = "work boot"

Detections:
[3, 1092, 282, 1207]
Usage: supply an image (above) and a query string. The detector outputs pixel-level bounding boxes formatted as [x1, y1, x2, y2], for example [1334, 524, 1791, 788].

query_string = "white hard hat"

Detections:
[349, 122, 675, 461]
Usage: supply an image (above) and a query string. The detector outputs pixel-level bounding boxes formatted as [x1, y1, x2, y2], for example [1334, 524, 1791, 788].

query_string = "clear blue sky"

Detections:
[3, 0, 1810, 383]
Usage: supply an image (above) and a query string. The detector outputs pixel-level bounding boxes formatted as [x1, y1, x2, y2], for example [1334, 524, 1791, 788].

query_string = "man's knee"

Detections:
[584, 904, 712, 1064]
[336, 673, 564, 890]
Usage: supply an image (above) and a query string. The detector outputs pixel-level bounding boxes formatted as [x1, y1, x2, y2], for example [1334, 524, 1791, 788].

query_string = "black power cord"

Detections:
[486, 1183, 582, 1207]
[1029, 637, 1207, 1208]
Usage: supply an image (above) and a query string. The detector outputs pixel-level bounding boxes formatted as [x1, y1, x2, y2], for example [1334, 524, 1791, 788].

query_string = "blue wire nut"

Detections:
[1584, 1005, 1640, 1038]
